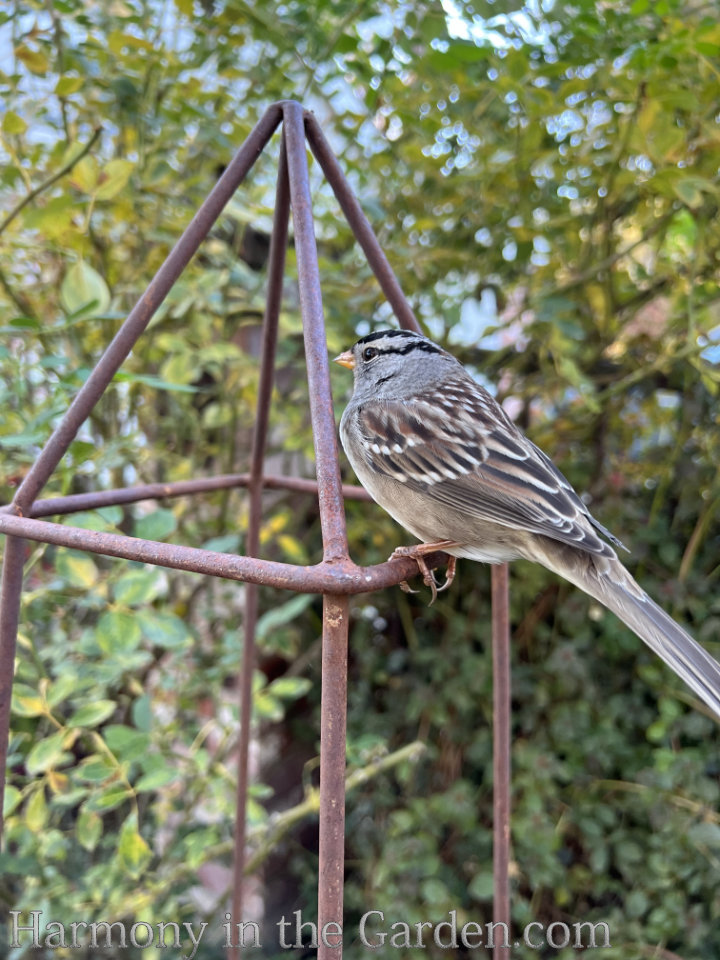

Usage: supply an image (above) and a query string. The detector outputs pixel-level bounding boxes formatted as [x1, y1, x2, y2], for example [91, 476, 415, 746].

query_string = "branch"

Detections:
[0, 125, 102, 238]
[0, 263, 35, 317]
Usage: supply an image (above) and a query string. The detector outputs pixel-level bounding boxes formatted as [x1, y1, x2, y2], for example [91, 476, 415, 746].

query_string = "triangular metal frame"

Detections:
[0, 100, 511, 960]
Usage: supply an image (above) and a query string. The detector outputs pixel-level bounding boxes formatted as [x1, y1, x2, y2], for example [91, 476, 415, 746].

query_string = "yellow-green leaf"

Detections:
[2, 111, 27, 135]
[25, 784, 47, 833]
[25, 786, 48, 832]
[60, 261, 111, 318]
[12, 692, 46, 718]
[26, 731, 71, 774]
[118, 814, 151, 878]
[69, 700, 117, 728]
[56, 550, 99, 588]
[96, 159, 134, 200]
[96, 610, 142, 654]
[15, 44, 49, 75]
[3, 785, 21, 817]
[78, 807, 103, 851]
[69, 155, 99, 193]
[55, 75, 85, 96]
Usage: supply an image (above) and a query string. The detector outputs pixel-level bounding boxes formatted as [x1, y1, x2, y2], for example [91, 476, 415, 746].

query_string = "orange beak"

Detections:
[333, 350, 355, 370]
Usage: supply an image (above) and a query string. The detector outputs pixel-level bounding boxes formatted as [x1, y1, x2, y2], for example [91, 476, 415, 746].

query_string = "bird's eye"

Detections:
[362, 347, 378, 362]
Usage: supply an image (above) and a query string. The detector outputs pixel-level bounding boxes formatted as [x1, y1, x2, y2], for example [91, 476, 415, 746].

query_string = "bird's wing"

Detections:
[351, 380, 624, 558]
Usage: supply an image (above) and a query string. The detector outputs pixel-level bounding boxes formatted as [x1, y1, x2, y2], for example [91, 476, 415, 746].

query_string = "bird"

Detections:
[334, 327, 720, 719]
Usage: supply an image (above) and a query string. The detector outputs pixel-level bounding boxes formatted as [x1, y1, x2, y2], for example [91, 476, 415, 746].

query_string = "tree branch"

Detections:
[0, 125, 102, 238]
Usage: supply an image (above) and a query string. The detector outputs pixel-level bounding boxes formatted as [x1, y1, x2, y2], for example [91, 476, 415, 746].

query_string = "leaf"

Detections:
[134, 508, 177, 541]
[2, 111, 27, 135]
[3, 785, 22, 817]
[55, 75, 85, 96]
[118, 814, 151, 878]
[77, 807, 103, 851]
[268, 677, 312, 700]
[68, 700, 117, 729]
[26, 732, 71, 774]
[136, 611, 192, 649]
[25, 786, 48, 832]
[12, 683, 46, 717]
[69, 156, 99, 193]
[256, 594, 314, 640]
[202, 533, 241, 553]
[85, 784, 132, 812]
[76, 756, 116, 783]
[131, 694, 152, 732]
[113, 568, 163, 606]
[112, 371, 198, 393]
[135, 766, 178, 792]
[55, 550, 99, 588]
[96, 611, 142, 654]
[104, 725, 150, 761]
[96, 159, 134, 200]
[15, 44, 48, 75]
[60, 262, 111, 318]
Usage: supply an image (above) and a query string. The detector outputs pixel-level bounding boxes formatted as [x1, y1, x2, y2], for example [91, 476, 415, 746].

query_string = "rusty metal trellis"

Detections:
[0, 100, 512, 958]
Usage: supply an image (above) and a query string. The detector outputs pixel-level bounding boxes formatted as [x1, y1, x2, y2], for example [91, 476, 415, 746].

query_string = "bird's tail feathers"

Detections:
[532, 541, 720, 720]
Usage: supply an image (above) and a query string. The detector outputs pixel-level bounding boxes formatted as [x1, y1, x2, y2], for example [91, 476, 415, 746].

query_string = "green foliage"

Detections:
[1, 0, 720, 957]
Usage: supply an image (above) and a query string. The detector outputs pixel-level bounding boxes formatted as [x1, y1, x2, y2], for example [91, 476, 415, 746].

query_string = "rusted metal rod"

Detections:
[491, 563, 511, 955]
[0, 536, 26, 834]
[318, 593, 349, 960]
[284, 103, 349, 561]
[283, 100, 351, 960]
[229, 135, 290, 960]
[0, 513, 446, 595]
[0, 474, 371, 519]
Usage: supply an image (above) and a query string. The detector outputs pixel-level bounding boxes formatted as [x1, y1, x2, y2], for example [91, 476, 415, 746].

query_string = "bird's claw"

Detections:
[390, 544, 459, 606]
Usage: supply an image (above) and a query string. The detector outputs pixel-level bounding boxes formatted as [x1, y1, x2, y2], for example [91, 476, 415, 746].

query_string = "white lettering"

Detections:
[433, 911, 458, 948]
[44, 921, 66, 948]
[524, 921, 543, 949]
[183, 921, 208, 959]
[130, 921, 154, 948]
[358, 911, 386, 948]
[460, 921, 483, 948]
[90, 921, 127, 948]
[547, 922, 569, 949]
[321, 921, 342, 948]
[9, 911, 42, 947]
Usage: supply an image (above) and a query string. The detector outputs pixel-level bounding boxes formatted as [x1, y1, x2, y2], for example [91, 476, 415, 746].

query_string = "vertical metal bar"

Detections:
[282, 101, 351, 960]
[317, 594, 349, 960]
[0, 536, 25, 847]
[228, 139, 290, 960]
[491, 562, 511, 955]
[282, 102, 350, 562]
[304, 115, 421, 336]
[11, 103, 283, 516]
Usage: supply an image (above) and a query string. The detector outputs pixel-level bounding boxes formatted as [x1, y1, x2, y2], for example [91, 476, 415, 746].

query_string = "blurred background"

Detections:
[1, 1, 719, 957]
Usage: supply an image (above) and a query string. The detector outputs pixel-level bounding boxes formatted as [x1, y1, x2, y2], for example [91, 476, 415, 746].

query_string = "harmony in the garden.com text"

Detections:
[9, 909, 611, 955]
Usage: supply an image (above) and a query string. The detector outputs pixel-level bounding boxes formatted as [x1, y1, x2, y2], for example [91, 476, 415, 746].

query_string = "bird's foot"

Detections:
[390, 542, 460, 605]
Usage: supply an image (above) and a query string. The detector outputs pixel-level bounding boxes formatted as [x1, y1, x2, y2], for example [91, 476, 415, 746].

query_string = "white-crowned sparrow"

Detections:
[335, 328, 720, 719]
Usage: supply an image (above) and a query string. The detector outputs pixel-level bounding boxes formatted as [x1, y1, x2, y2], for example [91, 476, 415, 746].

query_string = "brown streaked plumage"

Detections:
[336, 329, 720, 719]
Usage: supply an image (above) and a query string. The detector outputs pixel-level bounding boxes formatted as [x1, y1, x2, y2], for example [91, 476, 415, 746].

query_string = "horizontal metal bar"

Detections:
[0, 474, 371, 519]
[0, 514, 447, 595]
